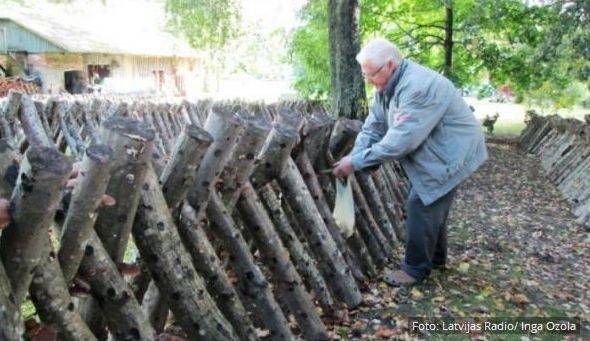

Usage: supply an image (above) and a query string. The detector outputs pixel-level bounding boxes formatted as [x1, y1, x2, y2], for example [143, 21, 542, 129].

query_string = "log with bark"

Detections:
[0, 146, 72, 304]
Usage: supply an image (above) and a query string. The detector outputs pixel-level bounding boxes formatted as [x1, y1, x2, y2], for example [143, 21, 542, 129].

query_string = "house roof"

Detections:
[0, 3, 199, 58]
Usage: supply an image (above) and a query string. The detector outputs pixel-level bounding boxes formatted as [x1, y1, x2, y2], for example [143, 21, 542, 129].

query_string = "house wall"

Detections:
[23, 53, 199, 95]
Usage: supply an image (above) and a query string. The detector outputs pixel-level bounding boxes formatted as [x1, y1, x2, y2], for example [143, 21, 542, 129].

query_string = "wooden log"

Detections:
[295, 153, 369, 281]
[278, 158, 362, 308]
[250, 124, 300, 188]
[237, 183, 328, 340]
[94, 116, 155, 263]
[133, 166, 238, 341]
[207, 192, 294, 340]
[0, 146, 72, 304]
[76, 230, 157, 340]
[350, 176, 393, 257]
[181, 100, 201, 126]
[160, 124, 213, 211]
[187, 107, 245, 215]
[355, 211, 388, 268]
[58, 144, 114, 282]
[0, 90, 21, 142]
[0, 261, 24, 341]
[64, 104, 86, 156]
[176, 204, 258, 341]
[140, 281, 169, 335]
[257, 184, 337, 315]
[356, 171, 400, 245]
[218, 115, 271, 209]
[371, 169, 405, 241]
[149, 108, 172, 154]
[144, 124, 257, 339]
[0, 138, 18, 198]
[29, 238, 97, 341]
[34, 100, 52, 140]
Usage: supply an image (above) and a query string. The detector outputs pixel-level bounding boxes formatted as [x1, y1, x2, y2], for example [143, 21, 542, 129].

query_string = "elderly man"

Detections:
[332, 38, 487, 286]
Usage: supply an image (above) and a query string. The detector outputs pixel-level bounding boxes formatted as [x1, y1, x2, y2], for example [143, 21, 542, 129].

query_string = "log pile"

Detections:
[0, 77, 41, 98]
[520, 111, 590, 229]
[0, 90, 409, 340]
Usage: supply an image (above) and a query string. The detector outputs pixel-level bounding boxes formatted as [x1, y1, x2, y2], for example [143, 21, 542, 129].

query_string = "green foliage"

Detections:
[290, 0, 331, 100]
[290, 0, 589, 110]
[165, 0, 241, 51]
[526, 81, 586, 112]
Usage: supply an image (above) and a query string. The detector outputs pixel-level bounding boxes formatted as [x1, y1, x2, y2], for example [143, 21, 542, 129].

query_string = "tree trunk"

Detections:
[328, 0, 367, 119]
[443, 0, 454, 79]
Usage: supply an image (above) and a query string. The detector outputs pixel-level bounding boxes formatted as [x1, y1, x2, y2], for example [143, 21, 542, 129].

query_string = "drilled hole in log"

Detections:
[171, 292, 181, 300]
[117, 213, 127, 223]
[142, 183, 149, 191]
[245, 271, 254, 280]
[129, 328, 140, 340]
[67, 302, 75, 311]
[84, 245, 94, 256]
[213, 149, 222, 157]
[147, 254, 158, 263]
[21, 173, 34, 192]
[156, 222, 165, 231]
[107, 287, 116, 298]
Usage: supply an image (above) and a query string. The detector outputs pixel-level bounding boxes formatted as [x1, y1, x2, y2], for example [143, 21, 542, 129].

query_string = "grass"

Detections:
[466, 97, 589, 137]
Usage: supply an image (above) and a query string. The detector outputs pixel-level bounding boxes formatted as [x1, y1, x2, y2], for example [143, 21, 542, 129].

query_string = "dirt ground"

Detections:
[324, 142, 590, 340]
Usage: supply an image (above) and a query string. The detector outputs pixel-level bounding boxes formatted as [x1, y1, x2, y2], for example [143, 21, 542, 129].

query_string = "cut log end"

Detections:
[27, 146, 72, 177]
[86, 144, 114, 165]
[102, 116, 156, 142]
[185, 124, 214, 144]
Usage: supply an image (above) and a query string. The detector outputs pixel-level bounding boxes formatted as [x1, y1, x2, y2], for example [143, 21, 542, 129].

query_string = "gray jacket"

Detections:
[350, 59, 487, 205]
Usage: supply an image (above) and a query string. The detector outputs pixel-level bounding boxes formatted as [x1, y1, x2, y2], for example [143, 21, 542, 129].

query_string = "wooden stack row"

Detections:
[520, 111, 590, 228]
[0, 91, 408, 341]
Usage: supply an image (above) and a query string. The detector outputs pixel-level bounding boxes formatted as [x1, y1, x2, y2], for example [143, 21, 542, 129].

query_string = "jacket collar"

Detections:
[382, 58, 407, 97]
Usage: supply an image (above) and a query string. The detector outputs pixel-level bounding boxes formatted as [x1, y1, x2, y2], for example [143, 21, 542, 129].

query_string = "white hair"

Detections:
[356, 38, 402, 67]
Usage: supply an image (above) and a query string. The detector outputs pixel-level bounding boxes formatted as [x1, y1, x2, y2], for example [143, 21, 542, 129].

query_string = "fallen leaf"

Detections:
[410, 287, 424, 300]
[375, 326, 394, 338]
[458, 262, 470, 274]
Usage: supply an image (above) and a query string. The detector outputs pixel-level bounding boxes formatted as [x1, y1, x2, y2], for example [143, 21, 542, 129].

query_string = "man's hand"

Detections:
[0, 198, 10, 229]
[332, 156, 355, 180]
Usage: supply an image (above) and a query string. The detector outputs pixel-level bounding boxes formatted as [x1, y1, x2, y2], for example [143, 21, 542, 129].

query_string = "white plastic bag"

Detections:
[332, 176, 355, 238]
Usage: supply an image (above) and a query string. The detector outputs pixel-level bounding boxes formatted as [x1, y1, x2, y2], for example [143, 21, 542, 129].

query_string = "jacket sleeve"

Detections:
[351, 83, 451, 170]
[349, 99, 387, 157]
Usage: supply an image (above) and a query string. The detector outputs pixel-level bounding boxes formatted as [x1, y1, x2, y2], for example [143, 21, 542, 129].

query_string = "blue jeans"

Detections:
[402, 187, 456, 280]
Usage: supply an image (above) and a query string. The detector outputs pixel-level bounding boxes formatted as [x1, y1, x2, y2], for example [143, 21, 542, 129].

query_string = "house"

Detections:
[0, 4, 201, 96]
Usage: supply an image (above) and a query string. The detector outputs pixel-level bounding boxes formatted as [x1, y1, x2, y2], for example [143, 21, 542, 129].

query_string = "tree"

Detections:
[291, 0, 331, 100]
[328, 0, 367, 119]
[291, 0, 586, 109]
[165, 0, 242, 91]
